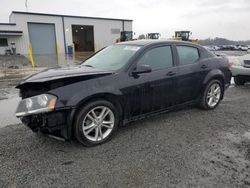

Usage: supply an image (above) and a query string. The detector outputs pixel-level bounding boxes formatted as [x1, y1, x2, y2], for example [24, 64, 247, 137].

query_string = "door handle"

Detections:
[166, 71, 176, 76]
[201, 65, 208, 69]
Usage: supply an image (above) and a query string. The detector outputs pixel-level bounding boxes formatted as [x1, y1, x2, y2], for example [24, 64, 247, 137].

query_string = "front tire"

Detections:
[74, 100, 119, 146]
[200, 80, 223, 110]
[234, 76, 245, 86]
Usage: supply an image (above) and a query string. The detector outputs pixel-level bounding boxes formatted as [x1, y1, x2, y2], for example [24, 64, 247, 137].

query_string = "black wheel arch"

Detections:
[202, 70, 225, 100]
[71, 93, 124, 134]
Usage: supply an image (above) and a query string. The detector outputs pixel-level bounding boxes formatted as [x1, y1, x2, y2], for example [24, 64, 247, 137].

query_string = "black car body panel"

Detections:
[17, 66, 113, 83]
[16, 40, 232, 140]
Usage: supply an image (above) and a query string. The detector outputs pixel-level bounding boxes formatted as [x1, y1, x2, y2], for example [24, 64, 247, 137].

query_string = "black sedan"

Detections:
[16, 40, 232, 146]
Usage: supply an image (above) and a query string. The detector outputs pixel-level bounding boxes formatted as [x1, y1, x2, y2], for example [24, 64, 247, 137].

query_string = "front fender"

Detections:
[50, 78, 123, 108]
[67, 87, 123, 107]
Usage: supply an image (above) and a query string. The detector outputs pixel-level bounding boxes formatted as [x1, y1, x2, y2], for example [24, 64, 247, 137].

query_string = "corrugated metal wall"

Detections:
[8, 12, 133, 55]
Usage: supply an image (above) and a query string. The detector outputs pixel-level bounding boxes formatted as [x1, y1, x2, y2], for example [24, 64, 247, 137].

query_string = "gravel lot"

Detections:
[0, 84, 250, 188]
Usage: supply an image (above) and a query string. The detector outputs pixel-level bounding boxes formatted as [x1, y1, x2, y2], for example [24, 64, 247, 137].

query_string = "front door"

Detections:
[120, 72, 151, 118]
[136, 45, 177, 112]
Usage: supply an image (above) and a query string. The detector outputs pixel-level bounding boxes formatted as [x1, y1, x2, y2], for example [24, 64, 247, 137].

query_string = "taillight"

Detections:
[227, 59, 233, 71]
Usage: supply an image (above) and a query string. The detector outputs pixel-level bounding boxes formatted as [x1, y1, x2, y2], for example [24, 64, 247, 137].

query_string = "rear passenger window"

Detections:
[137, 46, 173, 70]
[177, 46, 199, 65]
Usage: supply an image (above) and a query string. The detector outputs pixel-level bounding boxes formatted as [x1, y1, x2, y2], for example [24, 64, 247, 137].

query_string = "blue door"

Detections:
[28, 23, 56, 55]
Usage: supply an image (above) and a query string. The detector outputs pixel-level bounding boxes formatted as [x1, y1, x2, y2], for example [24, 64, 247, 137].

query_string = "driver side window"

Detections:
[137, 46, 173, 70]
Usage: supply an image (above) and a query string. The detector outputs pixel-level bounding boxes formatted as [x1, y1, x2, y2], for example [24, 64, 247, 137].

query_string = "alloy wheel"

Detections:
[82, 106, 115, 142]
[206, 83, 221, 108]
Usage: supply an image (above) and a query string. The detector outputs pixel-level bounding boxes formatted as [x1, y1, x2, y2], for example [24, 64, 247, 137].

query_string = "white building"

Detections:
[0, 11, 133, 55]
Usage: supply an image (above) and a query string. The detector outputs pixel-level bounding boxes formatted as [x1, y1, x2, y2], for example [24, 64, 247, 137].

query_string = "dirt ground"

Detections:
[0, 85, 249, 188]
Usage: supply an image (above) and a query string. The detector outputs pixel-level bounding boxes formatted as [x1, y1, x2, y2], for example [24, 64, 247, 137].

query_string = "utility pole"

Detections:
[25, 0, 28, 12]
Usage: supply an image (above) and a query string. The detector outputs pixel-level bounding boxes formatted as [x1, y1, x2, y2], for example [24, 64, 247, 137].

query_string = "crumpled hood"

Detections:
[16, 66, 113, 88]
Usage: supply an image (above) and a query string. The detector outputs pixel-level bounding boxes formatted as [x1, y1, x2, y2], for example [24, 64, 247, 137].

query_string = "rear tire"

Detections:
[199, 80, 223, 110]
[74, 100, 119, 147]
[234, 76, 245, 86]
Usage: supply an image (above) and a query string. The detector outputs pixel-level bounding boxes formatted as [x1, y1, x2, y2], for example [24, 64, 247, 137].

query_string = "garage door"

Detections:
[28, 23, 56, 55]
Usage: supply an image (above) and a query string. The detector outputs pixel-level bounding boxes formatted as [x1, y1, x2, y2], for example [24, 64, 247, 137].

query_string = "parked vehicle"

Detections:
[204, 45, 220, 51]
[211, 45, 220, 51]
[240, 45, 248, 51]
[220, 45, 235, 51]
[138, 34, 146, 40]
[220, 45, 249, 51]
[231, 54, 250, 85]
[15, 40, 232, 146]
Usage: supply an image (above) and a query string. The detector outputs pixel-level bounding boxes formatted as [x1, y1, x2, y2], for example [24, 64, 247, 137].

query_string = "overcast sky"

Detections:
[1, 0, 250, 40]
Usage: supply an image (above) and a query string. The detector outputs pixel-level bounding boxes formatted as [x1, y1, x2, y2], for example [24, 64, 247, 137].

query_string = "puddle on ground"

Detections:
[0, 94, 20, 128]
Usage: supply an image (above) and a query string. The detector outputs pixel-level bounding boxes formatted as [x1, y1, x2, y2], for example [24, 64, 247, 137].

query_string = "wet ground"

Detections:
[0, 54, 87, 128]
[0, 68, 44, 128]
[0, 51, 250, 187]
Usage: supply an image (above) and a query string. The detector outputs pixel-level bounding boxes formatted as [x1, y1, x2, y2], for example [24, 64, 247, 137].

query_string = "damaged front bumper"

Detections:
[20, 109, 76, 140]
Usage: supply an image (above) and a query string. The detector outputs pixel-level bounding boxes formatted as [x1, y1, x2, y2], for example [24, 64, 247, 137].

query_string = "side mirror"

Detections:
[132, 65, 152, 75]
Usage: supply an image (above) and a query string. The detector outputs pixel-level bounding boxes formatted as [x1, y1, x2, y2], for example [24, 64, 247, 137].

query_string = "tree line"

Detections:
[198, 37, 250, 46]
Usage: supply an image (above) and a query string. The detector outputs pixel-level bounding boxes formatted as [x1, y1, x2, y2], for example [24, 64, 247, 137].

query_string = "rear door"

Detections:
[175, 45, 209, 103]
[136, 45, 178, 112]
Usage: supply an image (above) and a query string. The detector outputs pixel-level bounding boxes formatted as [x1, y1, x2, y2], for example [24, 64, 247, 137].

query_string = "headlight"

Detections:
[26, 98, 33, 110]
[37, 95, 48, 107]
[16, 94, 57, 117]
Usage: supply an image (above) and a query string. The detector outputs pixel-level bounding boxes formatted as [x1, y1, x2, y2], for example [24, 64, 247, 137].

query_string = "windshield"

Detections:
[82, 45, 141, 71]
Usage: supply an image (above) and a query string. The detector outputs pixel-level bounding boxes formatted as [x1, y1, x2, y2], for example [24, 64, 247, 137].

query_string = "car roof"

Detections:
[118, 39, 200, 47]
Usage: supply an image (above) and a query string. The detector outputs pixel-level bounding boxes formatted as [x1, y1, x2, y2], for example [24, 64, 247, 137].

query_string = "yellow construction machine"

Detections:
[116, 31, 133, 42]
[146, 33, 161, 39]
[173, 31, 198, 43]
